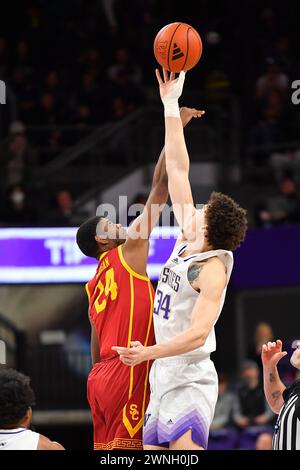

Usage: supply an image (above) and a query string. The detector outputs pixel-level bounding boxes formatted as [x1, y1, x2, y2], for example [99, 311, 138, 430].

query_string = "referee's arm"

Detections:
[261, 340, 286, 414]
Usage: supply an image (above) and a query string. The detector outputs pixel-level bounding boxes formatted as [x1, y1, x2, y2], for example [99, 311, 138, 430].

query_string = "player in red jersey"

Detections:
[76, 108, 201, 450]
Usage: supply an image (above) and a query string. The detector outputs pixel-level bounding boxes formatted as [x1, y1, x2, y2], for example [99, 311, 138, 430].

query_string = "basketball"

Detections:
[154, 22, 203, 73]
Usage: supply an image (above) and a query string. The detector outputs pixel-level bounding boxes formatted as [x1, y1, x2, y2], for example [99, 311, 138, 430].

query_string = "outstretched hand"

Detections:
[261, 339, 287, 371]
[180, 107, 205, 128]
[155, 68, 185, 104]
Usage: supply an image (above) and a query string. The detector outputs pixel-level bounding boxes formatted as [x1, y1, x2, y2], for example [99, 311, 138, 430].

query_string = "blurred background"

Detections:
[0, 0, 300, 450]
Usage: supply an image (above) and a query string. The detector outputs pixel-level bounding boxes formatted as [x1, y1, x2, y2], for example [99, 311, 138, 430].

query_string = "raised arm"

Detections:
[156, 69, 204, 241]
[261, 340, 287, 414]
[122, 107, 202, 276]
[124, 145, 168, 243]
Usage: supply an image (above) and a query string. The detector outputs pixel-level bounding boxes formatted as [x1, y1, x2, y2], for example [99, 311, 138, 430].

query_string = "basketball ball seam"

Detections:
[167, 23, 182, 72]
[182, 27, 191, 71]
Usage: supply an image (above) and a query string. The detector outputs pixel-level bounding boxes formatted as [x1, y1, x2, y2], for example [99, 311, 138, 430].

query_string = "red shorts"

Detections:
[87, 357, 151, 450]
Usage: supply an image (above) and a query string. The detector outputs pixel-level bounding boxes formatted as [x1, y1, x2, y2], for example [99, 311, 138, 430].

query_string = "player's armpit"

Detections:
[37, 434, 65, 450]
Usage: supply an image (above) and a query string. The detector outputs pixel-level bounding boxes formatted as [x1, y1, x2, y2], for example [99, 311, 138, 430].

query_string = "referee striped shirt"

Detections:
[273, 380, 300, 450]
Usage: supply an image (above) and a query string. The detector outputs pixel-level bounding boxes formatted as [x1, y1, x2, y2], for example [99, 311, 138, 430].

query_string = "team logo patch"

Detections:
[129, 404, 139, 421]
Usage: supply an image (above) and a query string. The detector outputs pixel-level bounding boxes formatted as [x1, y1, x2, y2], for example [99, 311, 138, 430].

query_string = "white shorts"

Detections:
[143, 356, 218, 449]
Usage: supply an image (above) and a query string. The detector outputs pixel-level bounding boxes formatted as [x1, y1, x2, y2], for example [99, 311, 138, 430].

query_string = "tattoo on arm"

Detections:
[188, 263, 201, 287]
[269, 373, 275, 383]
[271, 391, 281, 401]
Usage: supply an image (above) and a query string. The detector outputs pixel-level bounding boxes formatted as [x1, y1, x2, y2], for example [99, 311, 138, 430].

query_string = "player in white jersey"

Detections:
[113, 69, 247, 450]
[0, 368, 64, 450]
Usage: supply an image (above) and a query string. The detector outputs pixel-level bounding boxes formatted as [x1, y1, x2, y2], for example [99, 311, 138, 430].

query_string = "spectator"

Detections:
[256, 173, 300, 226]
[43, 70, 67, 114]
[77, 47, 104, 80]
[248, 322, 274, 370]
[210, 373, 235, 431]
[44, 189, 77, 226]
[273, 36, 293, 73]
[256, 58, 289, 101]
[77, 73, 98, 108]
[233, 360, 274, 429]
[249, 89, 287, 166]
[110, 96, 127, 121]
[0, 368, 64, 450]
[0, 185, 36, 226]
[258, 8, 281, 44]
[76, 72, 107, 123]
[14, 40, 33, 81]
[11, 67, 37, 124]
[0, 121, 38, 189]
[44, 70, 60, 94]
[108, 47, 142, 85]
[85, 47, 103, 73]
[37, 92, 59, 125]
[108, 69, 145, 117]
[204, 69, 231, 103]
[75, 104, 93, 131]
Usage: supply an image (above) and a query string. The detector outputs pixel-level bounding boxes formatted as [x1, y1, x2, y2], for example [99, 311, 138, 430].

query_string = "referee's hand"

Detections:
[290, 342, 300, 370]
[261, 339, 287, 371]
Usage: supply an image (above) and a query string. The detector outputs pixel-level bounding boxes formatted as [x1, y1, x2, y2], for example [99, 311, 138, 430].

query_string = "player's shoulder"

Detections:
[205, 255, 226, 268]
[199, 256, 227, 288]
[37, 434, 65, 450]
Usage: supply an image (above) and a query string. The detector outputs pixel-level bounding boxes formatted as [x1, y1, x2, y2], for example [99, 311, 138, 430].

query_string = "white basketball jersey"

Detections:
[153, 243, 234, 360]
[0, 428, 39, 450]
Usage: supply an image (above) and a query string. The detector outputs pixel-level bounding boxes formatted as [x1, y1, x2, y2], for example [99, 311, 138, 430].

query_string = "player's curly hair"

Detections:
[0, 368, 35, 428]
[205, 192, 247, 251]
[76, 216, 102, 259]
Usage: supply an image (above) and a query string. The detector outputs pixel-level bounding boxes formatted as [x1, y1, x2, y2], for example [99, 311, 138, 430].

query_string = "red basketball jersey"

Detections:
[86, 244, 155, 448]
[86, 245, 155, 360]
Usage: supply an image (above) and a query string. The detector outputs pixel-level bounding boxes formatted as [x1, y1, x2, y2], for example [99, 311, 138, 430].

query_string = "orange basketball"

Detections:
[154, 22, 203, 73]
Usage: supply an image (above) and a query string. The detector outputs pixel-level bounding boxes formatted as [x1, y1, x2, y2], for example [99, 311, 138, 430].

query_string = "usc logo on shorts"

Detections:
[129, 404, 139, 421]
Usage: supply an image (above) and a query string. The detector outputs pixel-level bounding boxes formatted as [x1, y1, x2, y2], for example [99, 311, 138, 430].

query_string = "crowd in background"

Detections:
[0, 1, 299, 450]
[0, 0, 300, 226]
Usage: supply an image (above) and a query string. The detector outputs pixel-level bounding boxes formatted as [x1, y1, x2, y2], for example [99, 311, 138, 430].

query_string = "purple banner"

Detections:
[1, 225, 300, 287]
[0, 227, 178, 283]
